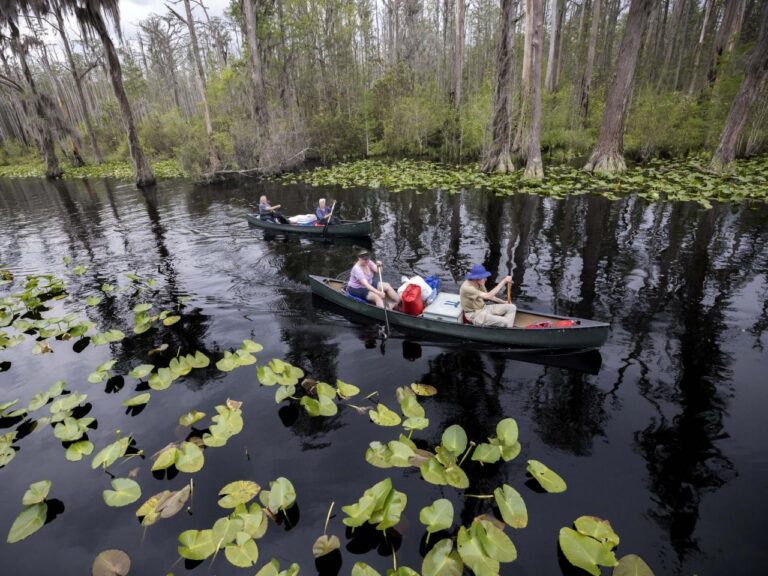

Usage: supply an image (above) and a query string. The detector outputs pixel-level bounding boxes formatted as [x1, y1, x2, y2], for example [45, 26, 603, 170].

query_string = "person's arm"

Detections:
[270, 204, 281, 211]
[369, 261, 380, 274]
[482, 277, 511, 303]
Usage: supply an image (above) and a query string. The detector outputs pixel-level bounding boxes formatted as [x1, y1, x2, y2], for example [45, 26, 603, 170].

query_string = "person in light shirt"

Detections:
[346, 250, 400, 309]
[459, 264, 515, 327]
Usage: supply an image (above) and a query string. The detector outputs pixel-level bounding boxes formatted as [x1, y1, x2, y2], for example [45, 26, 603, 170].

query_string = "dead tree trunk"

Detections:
[9, 22, 62, 179]
[708, 0, 746, 85]
[79, 6, 155, 187]
[483, 0, 518, 172]
[453, 0, 466, 111]
[687, 0, 713, 94]
[584, 0, 656, 173]
[711, 1, 768, 171]
[577, 0, 602, 122]
[243, 0, 269, 129]
[181, 0, 221, 172]
[525, 0, 544, 178]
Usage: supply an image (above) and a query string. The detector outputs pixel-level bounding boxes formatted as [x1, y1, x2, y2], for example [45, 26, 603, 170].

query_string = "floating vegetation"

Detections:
[526, 459, 568, 493]
[558, 516, 622, 575]
[281, 156, 768, 207]
[0, 159, 184, 180]
[7, 481, 52, 543]
[92, 549, 131, 576]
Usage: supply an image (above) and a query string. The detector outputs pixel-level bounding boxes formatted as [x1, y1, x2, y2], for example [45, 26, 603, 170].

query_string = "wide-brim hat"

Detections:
[465, 264, 491, 280]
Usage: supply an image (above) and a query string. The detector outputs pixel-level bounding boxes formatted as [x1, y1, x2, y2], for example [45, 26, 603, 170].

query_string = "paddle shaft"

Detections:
[378, 267, 390, 335]
[322, 201, 337, 237]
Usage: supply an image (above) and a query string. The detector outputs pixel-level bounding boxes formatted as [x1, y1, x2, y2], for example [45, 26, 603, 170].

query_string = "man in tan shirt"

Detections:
[459, 264, 516, 328]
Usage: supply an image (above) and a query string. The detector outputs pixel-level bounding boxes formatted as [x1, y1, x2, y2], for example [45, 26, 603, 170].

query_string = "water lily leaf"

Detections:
[175, 441, 204, 473]
[53, 417, 85, 442]
[574, 516, 620, 548]
[22, 480, 51, 505]
[103, 478, 141, 507]
[212, 516, 244, 546]
[178, 529, 217, 561]
[179, 410, 206, 427]
[387, 440, 416, 467]
[352, 563, 382, 576]
[613, 554, 655, 576]
[92, 549, 130, 576]
[152, 444, 178, 471]
[342, 479, 391, 528]
[50, 392, 86, 414]
[65, 440, 94, 462]
[148, 367, 173, 391]
[128, 364, 154, 379]
[499, 441, 521, 461]
[527, 459, 567, 493]
[317, 395, 338, 416]
[100, 284, 114, 293]
[7, 503, 47, 543]
[122, 392, 150, 407]
[369, 403, 401, 426]
[365, 442, 392, 468]
[336, 379, 360, 399]
[73, 265, 87, 276]
[136, 490, 173, 526]
[261, 477, 296, 514]
[148, 343, 168, 355]
[559, 527, 618, 576]
[91, 436, 131, 469]
[373, 486, 407, 530]
[441, 424, 467, 456]
[400, 395, 425, 418]
[410, 383, 437, 396]
[257, 365, 278, 385]
[275, 385, 295, 404]
[476, 518, 517, 562]
[472, 443, 501, 464]
[496, 418, 518, 446]
[162, 315, 181, 326]
[316, 381, 337, 398]
[403, 416, 429, 431]
[235, 503, 267, 539]
[133, 303, 152, 313]
[312, 534, 340, 558]
[91, 329, 124, 346]
[86, 296, 102, 306]
[157, 485, 191, 519]
[241, 339, 263, 353]
[445, 464, 470, 489]
[255, 559, 281, 576]
[494, 484, 527, 529]
[420, 457, 448, 486]
[187, 351, 210, 368]
[457, 525, 499, 576]
[422, 538, 463, 576]
[224, 532, 259, 568]
[218, 480, 261, 508]
[419, 498, 454, 534]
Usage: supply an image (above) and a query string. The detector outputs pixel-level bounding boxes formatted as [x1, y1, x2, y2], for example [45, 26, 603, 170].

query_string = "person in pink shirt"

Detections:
[346, 250, 400, 309]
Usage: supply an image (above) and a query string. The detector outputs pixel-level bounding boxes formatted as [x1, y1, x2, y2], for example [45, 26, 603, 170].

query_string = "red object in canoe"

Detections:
[402, 284, 424, 316]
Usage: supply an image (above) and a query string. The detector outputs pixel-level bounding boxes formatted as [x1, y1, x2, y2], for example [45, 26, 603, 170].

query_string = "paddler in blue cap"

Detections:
[459, 264, 515, 327]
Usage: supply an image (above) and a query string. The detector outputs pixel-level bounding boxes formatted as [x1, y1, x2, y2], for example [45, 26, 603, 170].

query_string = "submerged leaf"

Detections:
[92, 549, 130, 576]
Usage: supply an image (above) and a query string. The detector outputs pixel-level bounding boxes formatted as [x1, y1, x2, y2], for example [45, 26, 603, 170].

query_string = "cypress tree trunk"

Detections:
[707, 0, 745, 85]
[54, 5, 102, 164]
[687, 0, 713, 95]
[9, 22, 62, 179]
[524, 0, 544, 178]
[584, 0, 656, 174]
[711, 1, 768, 171]
[183, 0, 221, 173]
[544, 0, 559, 91]
[483, 0, 517, 172]
[577, 0, 602, 122]
[453, 0, 466, 111]
[80, 6, 155, 187]
[512, 0, 534, 161]
[243, 0, 269, 129]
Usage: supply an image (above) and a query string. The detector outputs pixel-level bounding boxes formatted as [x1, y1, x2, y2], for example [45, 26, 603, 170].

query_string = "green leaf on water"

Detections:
[178, 529, 217, 561]
[336, 379, 360, 399]
[422, 538, 463, 576]
[91, 436, 131, 470]
[179, 410, 206, 427]
[410, 383, 437, 396]
[65, 440, 94, 462]
[151, 444, 178, 471]
[559, 527, 618, 576]
[92, 549, 130, 576]
[419, 498, 454, 535]
[574, 515, 621, 548]
[369, 403, 401, 426]
[128, 364, 154, 379]
[86, 296, 102, 306]
[494, 484, 528, 529]
[441, 424, 468, 457]
[351, 563, 382, 576]
[162, 315, 180, 326]
[527, 459, 567, 493]
[218, 480, 261, 508]
[312, 534, 341, 558]
[472, 443, 501, 464]
[103, 478, 141, 507]
[122, 393, 150, 407]
[259, 477, 296, 514]
[7, 503, 47, 543]
[175, 441, 204, 473]
[21, 480, 51, 505]
[613, 554, 655, 576]
[225, 532, 259, 568]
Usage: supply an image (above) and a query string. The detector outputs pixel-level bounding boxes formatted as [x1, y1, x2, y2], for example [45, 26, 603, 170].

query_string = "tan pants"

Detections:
[467, 304, 517, 328]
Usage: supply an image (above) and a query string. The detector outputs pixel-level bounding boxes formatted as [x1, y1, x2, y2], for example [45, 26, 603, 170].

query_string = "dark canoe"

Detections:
[309, 275, 610, 350]
[246, 214, 372, 237]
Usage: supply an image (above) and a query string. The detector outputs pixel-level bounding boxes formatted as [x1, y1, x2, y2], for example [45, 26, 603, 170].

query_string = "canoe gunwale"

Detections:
[246, 214, 372, 237]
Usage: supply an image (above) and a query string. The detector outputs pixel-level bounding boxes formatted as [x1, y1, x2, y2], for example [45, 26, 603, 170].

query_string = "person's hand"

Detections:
[273, 204, 281, 210]
[376, 260, 383, 268]
[503, 275, 512, 285]
[378, 290, 387, 299]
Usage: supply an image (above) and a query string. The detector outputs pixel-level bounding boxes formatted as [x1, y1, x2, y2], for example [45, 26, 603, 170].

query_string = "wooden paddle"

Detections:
[378, 266, 390, 338]
[322, 201, 337, 238]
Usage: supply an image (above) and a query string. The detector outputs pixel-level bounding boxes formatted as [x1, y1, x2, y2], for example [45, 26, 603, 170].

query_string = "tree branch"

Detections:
[0, 73, 24, 93]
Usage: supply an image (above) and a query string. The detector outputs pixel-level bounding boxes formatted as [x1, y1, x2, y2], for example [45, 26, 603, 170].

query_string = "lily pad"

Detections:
[7, 503, 47, 543]
[178, 529, 217, 561]
[22, 480, 52, 505]
[259, 477, 296, 514]
[336, 379, 360, 399]
[422, 538, 463, 576]
[559, 526, 618, 576]
[225, 532, 259, 568]
[92, 549, 130, 576]
[312, 534, 341, 558]
[369, 403, 401, 426]
[65, 440, 94, 462]
[128, 364, 154, 379]
[494, 484, 528, 529]
[441, 424, 468, 457]
[219, 480, 261, 508]
[527, 459, 567, 493]
[122, 393, 150, 407]
[613, 554, 655, 576]
[103, 478, 141, 507]
[179, 410, 206, 427]
[91, 436, 131, 470]
[410, 383, 438, 396]
[419, 498, 454, 535]
[175, 441, 204, 473]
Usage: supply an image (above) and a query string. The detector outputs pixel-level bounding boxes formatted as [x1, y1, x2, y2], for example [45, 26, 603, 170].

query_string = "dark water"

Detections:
[0, 177, 767, 575]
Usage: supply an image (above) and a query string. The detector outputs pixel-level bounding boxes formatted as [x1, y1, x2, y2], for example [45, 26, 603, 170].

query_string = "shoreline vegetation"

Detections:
[2, 154, 766, 208]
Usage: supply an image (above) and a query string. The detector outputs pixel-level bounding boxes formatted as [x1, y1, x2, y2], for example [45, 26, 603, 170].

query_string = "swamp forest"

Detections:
[1, 1, 768, 576]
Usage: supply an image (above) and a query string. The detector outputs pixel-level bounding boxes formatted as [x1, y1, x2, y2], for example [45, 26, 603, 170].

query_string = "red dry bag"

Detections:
[401, 284, 424, 316]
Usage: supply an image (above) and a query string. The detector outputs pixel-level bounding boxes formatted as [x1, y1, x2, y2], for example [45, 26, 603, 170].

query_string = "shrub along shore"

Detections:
[1, 155, 766, 208]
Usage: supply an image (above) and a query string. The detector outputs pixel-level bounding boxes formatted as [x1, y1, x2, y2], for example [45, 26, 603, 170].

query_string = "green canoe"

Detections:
[246, 214, 372, 237]
[309, 274, 610, 350]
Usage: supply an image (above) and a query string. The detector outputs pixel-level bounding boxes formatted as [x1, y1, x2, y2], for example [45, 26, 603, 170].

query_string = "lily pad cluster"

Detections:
[217, 339, 263, 371]
[282, 156, 768, 207]
[342, 477, 408, 532]
[6, 480, 51, 543]
[559, 516, 654, 576]
[146, 350, 209, 390]
[136, 483, 192, 526]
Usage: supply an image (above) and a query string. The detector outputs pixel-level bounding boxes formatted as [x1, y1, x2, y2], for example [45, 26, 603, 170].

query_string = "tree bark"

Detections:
[80, 6, 155, 187]
[525, 0, 544, 178]
[544, 0, 559, 91]
[453, 0, 466, 111]
[708, 0, 746, 85]
[55, 4, 102, 163]
[8, 22, 62, 178]
[584, 0, 656, 173]
[578, 0, 602, 122]
[687, 0, 713, 94]
[243, 0, 269, 129]
[483, 0, 518, 172]
[711, 1, 768, 171]
[183, 0, 221, 172]
[512, 0, 534, 160]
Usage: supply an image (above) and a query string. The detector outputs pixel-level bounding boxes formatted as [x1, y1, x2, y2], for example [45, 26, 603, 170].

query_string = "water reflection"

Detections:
[1, 176, 767, 575]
